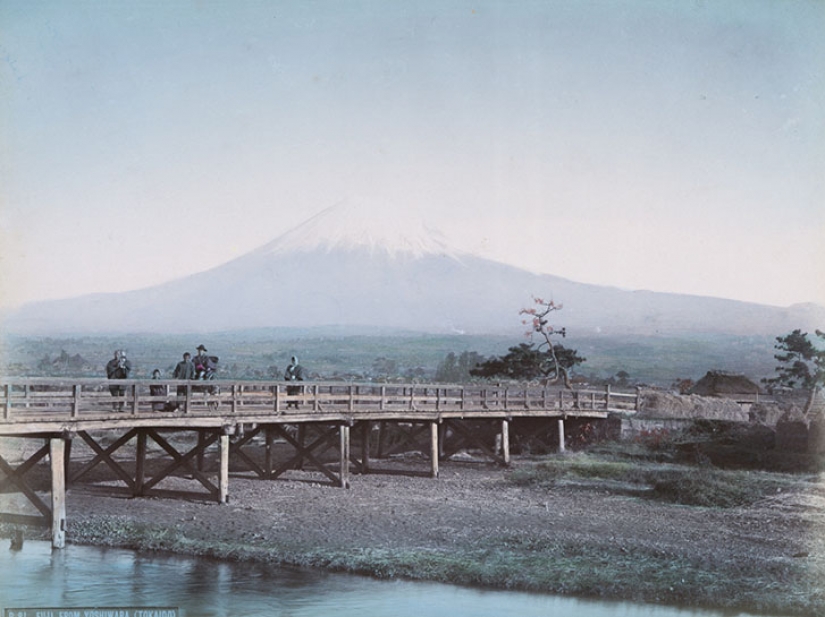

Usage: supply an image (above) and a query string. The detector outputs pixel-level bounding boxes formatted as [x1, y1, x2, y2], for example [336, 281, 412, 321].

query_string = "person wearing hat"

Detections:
[193, 345, 217, 380]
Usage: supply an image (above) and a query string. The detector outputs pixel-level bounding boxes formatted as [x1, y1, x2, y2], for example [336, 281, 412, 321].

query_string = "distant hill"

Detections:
[3, 201, 823, 337]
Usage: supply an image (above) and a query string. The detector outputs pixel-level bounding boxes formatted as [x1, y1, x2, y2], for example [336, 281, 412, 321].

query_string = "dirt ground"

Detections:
[2, 439, 825, 614]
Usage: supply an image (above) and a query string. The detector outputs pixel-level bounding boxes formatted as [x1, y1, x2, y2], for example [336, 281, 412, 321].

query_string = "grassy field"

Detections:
[1, 329, 779, 387]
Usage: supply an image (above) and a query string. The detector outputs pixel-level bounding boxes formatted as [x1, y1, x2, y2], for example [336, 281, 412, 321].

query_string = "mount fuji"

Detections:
[4, 201, 823, 337]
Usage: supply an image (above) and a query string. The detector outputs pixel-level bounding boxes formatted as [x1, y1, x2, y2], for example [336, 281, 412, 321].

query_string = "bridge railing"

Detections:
[0, 377, 639, 425]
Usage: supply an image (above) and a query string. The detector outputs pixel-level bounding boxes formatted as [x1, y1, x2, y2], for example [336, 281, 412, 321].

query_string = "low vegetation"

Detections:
[508, 449, 809, 508]
[1, 330, 781, 387]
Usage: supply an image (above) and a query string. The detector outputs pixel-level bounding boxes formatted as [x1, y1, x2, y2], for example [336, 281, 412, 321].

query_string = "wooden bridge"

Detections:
[0, 377, 639, 547]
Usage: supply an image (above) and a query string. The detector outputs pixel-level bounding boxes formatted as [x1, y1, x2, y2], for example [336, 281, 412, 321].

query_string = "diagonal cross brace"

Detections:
[270, 424, 342, 485]
[71, 430, 139, 489]
[442, 419, 506, 466]
[140, 428, 220, 497]
[0, 446, 52, 519]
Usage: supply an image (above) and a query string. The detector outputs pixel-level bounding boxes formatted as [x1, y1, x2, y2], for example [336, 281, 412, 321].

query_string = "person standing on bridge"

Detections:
[173, 352, 196, 409]
[105, 349, 131, 411]
[193, 345, 218, 380]
[150, 369, 169, 411]
[284, 355, 305, 409]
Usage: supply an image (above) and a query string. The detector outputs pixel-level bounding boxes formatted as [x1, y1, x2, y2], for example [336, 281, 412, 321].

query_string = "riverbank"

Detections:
[3, 452, 823, 616]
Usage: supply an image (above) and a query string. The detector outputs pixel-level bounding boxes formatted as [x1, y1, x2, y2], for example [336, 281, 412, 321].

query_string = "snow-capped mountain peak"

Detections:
[256, 198, 463, 259]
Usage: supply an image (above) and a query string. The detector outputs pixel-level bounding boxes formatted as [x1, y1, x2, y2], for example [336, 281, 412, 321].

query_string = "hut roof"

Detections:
[689, 371, 761, 396]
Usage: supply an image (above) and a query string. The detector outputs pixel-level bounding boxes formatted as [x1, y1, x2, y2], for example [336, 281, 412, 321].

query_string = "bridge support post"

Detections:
[197, 431, 207, 472]
[339, 424, 350, 488]
[501, 419, 510, 465]
[430, 421, 439, 478]
[265, 426, 274, 477]
[558, 419, 566, 453]
[135, 429, 147, 496]
[360, 421, 371, 474]
[49, 437, 67, 549]
[219, 434, 229, 503]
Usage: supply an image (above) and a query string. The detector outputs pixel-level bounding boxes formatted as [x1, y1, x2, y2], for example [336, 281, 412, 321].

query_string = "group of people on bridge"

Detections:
[105, 347, 306, 411]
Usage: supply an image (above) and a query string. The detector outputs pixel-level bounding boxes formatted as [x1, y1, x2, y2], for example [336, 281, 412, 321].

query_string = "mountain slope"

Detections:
[3, 202, 823, 336]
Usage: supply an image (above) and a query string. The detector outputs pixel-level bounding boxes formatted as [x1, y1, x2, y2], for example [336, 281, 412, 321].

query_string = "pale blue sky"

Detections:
[1, 0, 823, 309]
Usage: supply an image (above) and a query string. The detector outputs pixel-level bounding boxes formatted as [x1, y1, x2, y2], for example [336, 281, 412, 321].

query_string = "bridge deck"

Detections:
[0, 377, 638, 548]
[1, 377, 638, 435]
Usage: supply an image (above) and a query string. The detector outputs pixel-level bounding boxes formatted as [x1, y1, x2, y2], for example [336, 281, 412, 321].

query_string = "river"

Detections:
[1, 541, 783, 617]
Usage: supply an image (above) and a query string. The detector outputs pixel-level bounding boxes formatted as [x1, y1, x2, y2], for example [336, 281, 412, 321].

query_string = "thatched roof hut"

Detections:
[689, 371, 761, 397]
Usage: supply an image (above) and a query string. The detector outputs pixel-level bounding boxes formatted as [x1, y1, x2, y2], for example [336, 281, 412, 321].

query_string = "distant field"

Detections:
[0, 329, 779, 387]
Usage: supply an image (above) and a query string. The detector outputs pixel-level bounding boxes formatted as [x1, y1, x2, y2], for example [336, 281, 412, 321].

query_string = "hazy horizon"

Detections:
[1, 1, 823, 311]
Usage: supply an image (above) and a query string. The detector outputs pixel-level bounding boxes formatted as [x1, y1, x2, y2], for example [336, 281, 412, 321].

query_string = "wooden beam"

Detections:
[230, 425, 267, 478]
[265, 426, 274, 477]
[501, 419, 510, 465]
[71, 430, 138, 489]
[140, 429, 220, 499]
[0, 444, 51, 522]
[219, 434, 229, 504]
[558, 418, 565, 453]
[360, 421, 371, 474]
[339, 424, 350, 489]
[135, 429, 147, 496]
[49, 437, 66, 548]
[270, 424, 341, 485]
[430, 421, 439, 478]
[442, 419, 506, 466]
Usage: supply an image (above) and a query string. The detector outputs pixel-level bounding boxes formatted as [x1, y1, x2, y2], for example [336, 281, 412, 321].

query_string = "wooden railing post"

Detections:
[605, 384, 611, 411]
[72, 384, 80, 418]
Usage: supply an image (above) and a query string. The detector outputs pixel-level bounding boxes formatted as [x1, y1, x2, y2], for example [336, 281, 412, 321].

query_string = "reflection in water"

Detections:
[0, 541, 780, 617]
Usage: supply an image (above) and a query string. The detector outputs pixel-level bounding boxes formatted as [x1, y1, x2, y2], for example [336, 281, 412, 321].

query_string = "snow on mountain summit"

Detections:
[256, 199, 463, 259]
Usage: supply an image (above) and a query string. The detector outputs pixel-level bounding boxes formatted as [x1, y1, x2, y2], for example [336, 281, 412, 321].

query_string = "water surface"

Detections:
[0, 541, 783, 617]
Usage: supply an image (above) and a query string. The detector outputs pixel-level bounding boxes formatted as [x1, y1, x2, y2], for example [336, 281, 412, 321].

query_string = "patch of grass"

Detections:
[25, 510, 824, 617]
[648, 467, 787, 507]
[507, 452, 808, 508]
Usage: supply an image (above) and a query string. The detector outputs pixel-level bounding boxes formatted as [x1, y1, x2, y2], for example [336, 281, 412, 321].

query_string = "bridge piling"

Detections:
[219, 433, 229, 503]
[501, 419, 510, 464]
[430, 421, 439, 478]
[558, 418, 565, 453]
[339, 424, 350, 488]
[49, 437, 66, 548]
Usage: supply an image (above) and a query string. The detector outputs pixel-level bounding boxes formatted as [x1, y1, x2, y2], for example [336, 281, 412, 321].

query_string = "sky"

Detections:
[1, 0, 823, 311]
